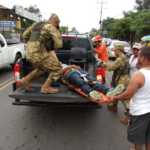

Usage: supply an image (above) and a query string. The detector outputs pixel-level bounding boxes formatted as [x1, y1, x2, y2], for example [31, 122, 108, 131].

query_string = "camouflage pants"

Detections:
[113, 75, 130, 110]
[26, 49, 63, 82]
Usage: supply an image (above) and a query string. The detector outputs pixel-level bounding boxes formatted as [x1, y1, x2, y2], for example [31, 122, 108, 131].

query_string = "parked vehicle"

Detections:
[102, 38, 119, 46]
[0, 34, 26, 69]
[126, 49, 133, 59]
[102, 38, 111, 46]
[9, 34, 106, 108]
[106, 41, 131, 59]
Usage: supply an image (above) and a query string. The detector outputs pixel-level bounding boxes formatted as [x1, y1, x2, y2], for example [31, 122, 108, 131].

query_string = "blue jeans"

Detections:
[68, 70, 109, 94]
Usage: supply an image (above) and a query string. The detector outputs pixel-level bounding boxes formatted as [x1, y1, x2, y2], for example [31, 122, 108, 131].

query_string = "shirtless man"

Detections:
[108, 46, 150, 150]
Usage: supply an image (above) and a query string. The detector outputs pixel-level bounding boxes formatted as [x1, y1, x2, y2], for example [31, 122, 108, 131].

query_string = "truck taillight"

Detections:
[14, 64, 21, 86]
[61, 36, 75, 38]
[97, 67, 103, 85]
[111, 48, 114, 51]
[24, 45, 26, 50]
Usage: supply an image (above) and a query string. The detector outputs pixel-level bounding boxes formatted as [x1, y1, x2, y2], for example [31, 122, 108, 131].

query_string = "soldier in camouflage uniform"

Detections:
[97, 44, 130, 124]
[20, 13, 63, 94]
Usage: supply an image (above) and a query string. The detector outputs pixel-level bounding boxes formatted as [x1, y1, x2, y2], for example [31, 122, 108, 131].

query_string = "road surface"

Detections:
[0, 62, 132, 150]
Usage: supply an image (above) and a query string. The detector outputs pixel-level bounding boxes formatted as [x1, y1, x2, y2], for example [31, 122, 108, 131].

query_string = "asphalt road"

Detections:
[0, 62, 133, 150]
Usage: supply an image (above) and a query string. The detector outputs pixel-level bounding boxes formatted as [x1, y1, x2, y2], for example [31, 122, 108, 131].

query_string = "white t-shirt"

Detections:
[130, 69, 150, 116]
[129, 55, 139, 78]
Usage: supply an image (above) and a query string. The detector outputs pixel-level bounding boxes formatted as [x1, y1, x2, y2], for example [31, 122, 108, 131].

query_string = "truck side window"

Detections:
[58, 38, 76, 50]
[0, 37, 5, 47]
[77, 38, 91, 51]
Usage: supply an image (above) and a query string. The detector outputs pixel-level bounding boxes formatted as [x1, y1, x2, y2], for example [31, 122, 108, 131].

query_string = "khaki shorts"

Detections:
[127, 112, 150, 145]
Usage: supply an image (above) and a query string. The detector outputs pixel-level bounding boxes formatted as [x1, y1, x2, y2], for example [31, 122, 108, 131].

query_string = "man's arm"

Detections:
[100, 58, 122, 71]
[49, 51, 58, 59]
[108, 71, 143, 103]
[62, 65, 82, 75]
[94, 43, 105, 55]
[44, 24, 63, 49]
[69, 65, 82, 70]
[22, 22, 37, 43]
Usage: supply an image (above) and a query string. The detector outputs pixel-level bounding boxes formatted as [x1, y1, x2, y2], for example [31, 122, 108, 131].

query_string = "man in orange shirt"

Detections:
[94, 36, 108, 83]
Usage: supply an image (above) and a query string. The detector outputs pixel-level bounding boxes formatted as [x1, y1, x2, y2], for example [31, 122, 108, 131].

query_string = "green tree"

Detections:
[24, 6, 42, 18]
[59, 26, 69, 33]
[90, 28, 97, 33]
[101, 17, 118, 37]
[135, 0, 150, 11]
[123, 10, 150, 40]
[130, 9, 150, 40]
[21, 5, 42, 28]
[110, 18, 132, 40]
[102, 17, 116, 31]
[71, 27, 78, 33]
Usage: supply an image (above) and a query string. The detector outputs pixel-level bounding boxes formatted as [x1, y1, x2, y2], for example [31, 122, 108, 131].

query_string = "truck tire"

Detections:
[11, 54, 22, 69]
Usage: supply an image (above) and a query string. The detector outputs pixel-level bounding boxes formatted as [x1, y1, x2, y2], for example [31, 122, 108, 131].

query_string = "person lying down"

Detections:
[62, 64, 124, 100]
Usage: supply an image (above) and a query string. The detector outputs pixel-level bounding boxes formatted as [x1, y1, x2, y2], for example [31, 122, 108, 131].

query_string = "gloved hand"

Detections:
[96, 59, 102, 62]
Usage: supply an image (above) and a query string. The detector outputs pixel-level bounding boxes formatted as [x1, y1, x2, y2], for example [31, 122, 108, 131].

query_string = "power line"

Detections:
[110, 0, 150, 19]
[111, 9, 135, 18]
[97, 0, 107, 35]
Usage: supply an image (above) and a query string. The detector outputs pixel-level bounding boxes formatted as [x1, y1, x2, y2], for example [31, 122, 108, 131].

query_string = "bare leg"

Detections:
[145, 142, 150, 150]
[134, 144, 144, 150]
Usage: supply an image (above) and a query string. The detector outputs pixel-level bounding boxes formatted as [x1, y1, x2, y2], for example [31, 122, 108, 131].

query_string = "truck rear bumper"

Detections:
[12, 101, 102, 108]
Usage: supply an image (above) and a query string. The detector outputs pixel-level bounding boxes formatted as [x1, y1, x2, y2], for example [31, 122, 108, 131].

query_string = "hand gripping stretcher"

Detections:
[62, 69, 110, 104]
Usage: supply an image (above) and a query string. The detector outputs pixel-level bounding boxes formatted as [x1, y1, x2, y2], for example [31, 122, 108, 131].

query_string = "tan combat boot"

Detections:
[19, 73, 35, 91]
[121, 111, 130, 125]
[107, 104, 118, 111]
[41, 79, 58, 94]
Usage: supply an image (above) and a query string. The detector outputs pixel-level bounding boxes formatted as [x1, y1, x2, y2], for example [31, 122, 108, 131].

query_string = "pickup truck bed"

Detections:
[10, 77, 89, 103]
[9, 34, 104, 108]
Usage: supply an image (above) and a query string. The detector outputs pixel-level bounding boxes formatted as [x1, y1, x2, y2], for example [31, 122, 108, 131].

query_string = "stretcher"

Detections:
[62, 79, 110, 104]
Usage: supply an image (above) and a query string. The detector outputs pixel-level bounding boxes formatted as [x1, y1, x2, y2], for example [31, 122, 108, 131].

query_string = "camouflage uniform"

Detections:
[22, 14, 63, 82]
[101, 45, 130, 110]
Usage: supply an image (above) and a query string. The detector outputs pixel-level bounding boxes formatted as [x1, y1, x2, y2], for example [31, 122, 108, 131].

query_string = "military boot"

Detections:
[19, 73, 35, 91]
[121, 111, 130, 125]
[41, 79, 58, 94]
[107, 104, 118, 111]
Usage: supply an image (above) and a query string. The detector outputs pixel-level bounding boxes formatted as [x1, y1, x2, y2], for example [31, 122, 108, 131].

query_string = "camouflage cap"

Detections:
[50, 13, 60, 23]
[113, 44, 124, 51]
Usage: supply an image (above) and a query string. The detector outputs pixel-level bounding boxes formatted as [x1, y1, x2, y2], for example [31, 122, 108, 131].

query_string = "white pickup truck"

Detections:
[0, 34, 26, 69]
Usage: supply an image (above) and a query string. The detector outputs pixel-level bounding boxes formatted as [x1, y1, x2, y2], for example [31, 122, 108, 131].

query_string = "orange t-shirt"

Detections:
[94, 43, 108, 62]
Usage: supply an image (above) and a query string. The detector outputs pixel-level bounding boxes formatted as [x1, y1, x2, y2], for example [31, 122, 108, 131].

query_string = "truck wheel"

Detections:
[11, 54, 22, 69]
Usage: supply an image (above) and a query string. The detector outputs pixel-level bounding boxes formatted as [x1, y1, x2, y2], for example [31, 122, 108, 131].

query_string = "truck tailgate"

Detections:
[9, 83, 92, 103]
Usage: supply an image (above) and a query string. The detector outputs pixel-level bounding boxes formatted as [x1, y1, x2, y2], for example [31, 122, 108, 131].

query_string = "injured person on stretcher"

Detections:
[62, 64, 125, 101]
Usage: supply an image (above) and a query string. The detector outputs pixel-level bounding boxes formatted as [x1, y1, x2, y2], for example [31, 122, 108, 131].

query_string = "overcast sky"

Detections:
[0, 0, 136, 32]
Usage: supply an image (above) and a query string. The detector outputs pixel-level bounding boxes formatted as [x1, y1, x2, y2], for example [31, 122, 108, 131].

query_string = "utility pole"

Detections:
[97, 0, 107, 35]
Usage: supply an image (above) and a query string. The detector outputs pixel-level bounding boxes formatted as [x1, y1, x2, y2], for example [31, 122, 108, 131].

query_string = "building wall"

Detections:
[0, 13, 22, 42]
[0, 13, 21, 28]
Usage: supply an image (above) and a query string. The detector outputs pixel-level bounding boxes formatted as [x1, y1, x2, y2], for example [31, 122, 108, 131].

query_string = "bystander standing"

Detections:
[108, 46, 150, 150]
